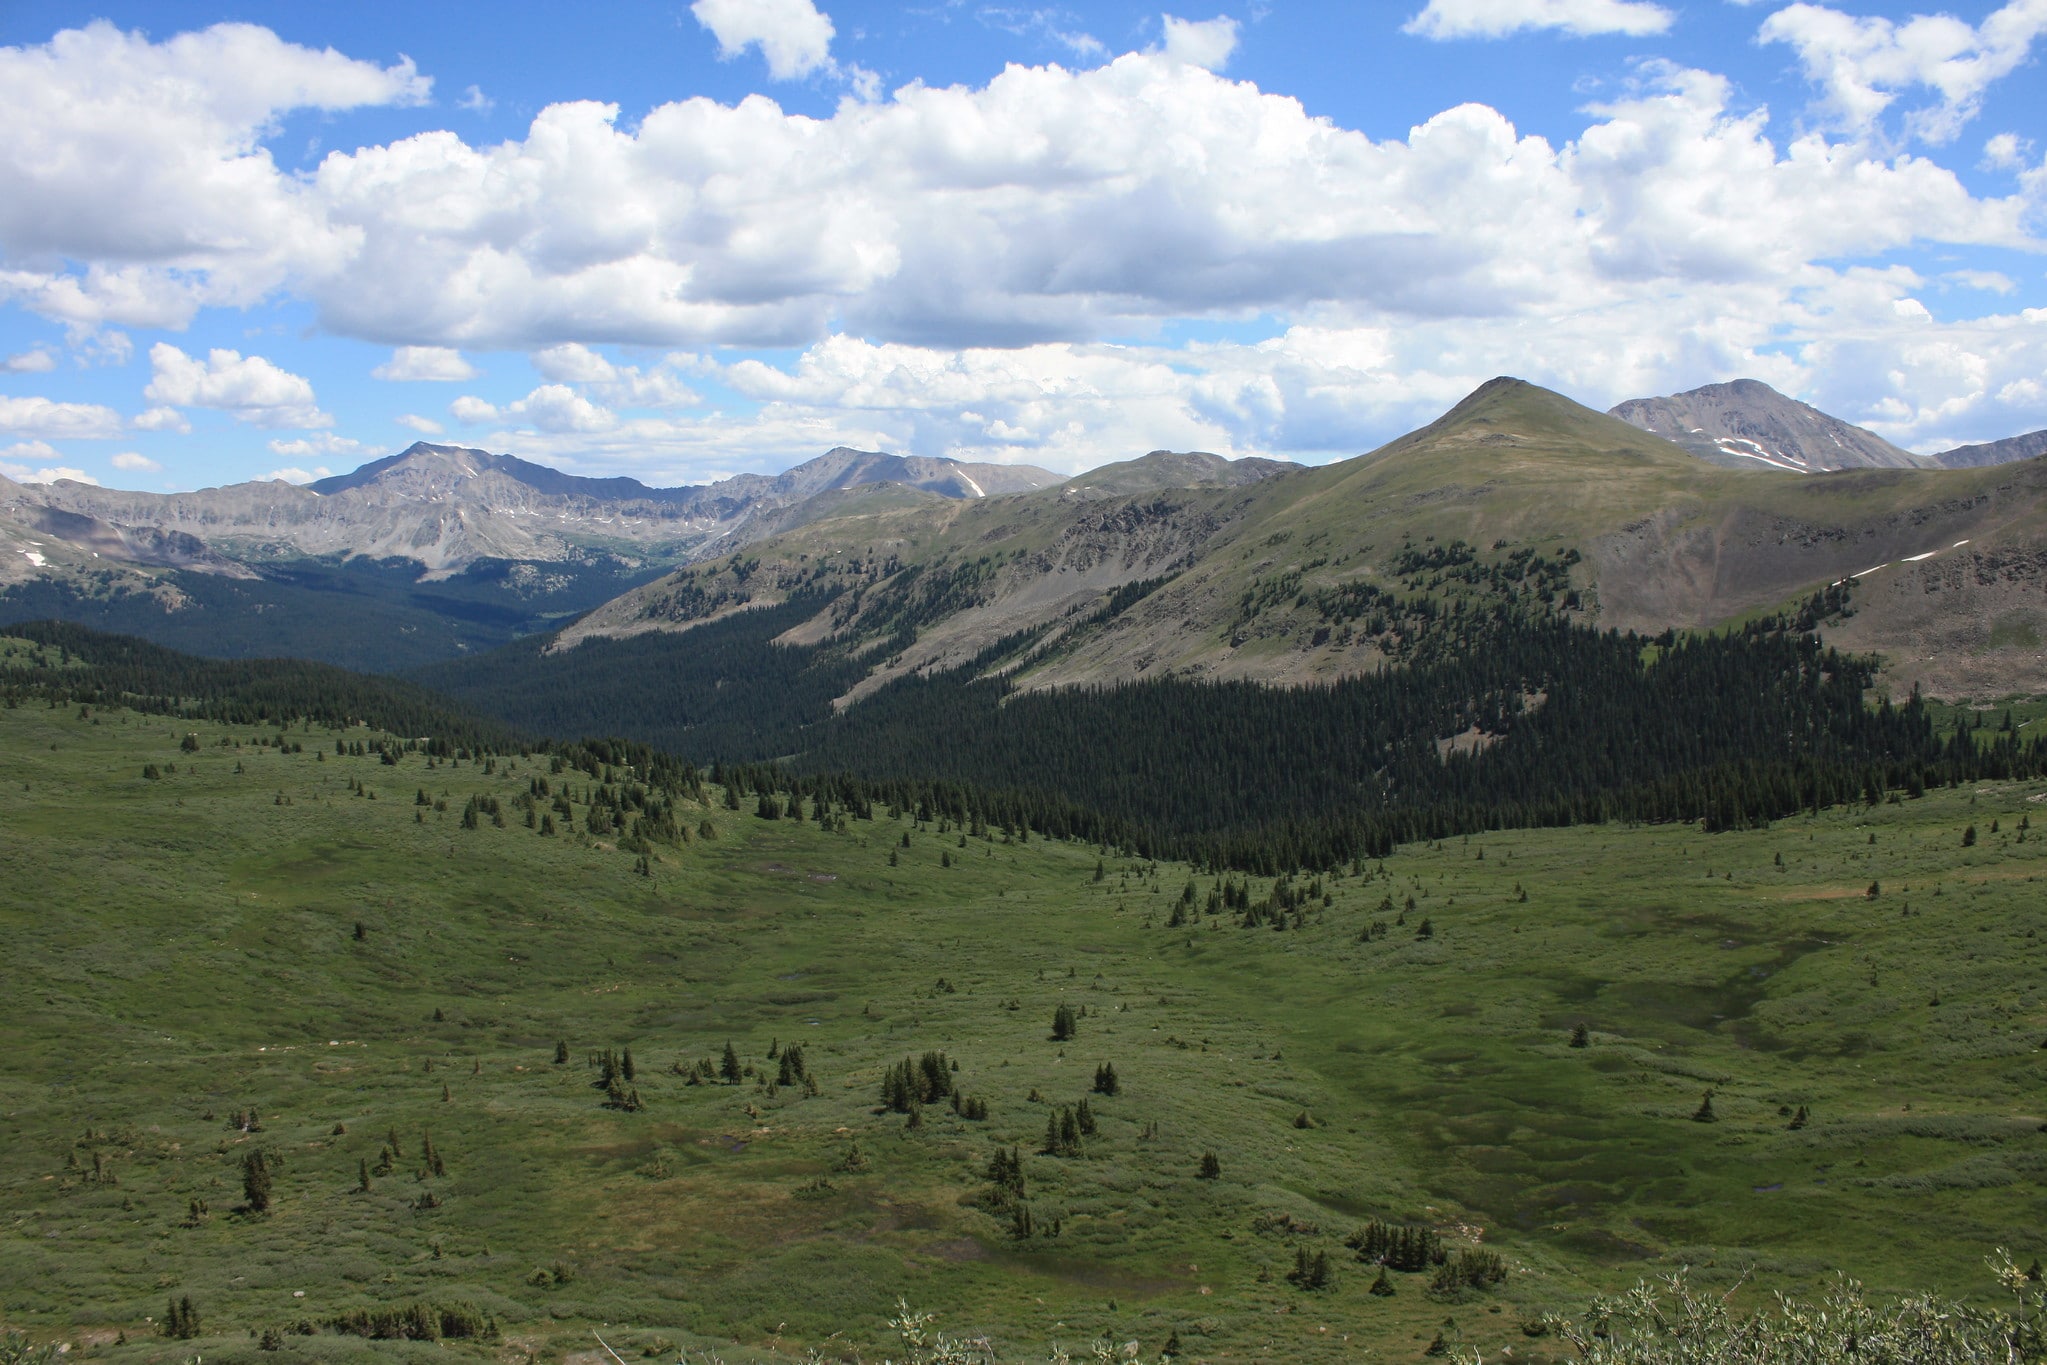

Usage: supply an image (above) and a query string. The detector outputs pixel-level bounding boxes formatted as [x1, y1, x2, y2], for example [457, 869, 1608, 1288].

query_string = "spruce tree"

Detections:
[241, 1149, 273, 1213]
[720, 1042, 743, 1085]
[1051, 1003, 1078, 1041]
[1198, 1151, 1221, 1179]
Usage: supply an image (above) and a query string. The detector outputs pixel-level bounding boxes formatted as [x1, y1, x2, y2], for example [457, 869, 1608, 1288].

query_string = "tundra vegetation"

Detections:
[1, 640, 2044, 1361]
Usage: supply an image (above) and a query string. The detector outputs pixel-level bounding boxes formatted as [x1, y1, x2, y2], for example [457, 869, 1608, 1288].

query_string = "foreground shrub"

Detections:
[1485, 1253, 2043, 1365]
[327, 1299, 494, 1341]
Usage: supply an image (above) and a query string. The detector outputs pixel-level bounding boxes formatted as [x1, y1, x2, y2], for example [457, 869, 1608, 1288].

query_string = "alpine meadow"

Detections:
[5, 3, 2047, 1364]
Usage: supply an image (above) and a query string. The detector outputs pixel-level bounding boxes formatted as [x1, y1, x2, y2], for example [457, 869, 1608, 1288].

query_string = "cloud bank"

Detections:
[0, 15, 2042, 477]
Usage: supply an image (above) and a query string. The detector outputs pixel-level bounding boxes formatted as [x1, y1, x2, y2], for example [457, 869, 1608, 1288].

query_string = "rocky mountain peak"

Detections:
[1609, 379, 1930, 473]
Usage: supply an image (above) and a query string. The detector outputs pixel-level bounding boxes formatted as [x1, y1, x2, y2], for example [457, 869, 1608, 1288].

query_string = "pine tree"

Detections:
[242, 1149, 273, 1213]
[621, 1047, 636, 1082]
[720, 1042, 743, 1085]
[163, 1294, 202, 1339]
[357, 1157, 370, 1193]
[1198, 1151, 1221, 1179]
[554, 1040, 569, 1065]
[1569, 1023, 1590, 1048]
[1093, 1062, 1120, 1095]
[1692, 1090, 1718, 1123]
[1051, 1003, 1078, 1041]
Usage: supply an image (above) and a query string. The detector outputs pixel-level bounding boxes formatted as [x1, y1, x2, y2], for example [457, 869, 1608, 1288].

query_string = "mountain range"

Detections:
[0, 444, 1064, 668]
[3, 377, 2043, 696]
[538, 377, 2046, 706]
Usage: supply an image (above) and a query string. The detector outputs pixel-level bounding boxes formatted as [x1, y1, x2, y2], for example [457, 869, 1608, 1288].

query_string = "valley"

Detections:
[2, 689, 2043, 1361]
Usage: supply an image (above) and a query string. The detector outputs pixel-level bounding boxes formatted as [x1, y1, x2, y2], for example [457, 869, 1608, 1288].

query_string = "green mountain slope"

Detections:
[3, 698, 2044, 1361]
[563, 378, 2047, 700]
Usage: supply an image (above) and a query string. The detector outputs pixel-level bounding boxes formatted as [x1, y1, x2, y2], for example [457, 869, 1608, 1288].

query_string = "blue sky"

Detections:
[1, 0, 2043, 491]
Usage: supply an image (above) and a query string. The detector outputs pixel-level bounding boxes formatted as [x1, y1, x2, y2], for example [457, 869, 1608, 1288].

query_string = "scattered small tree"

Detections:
[241, 1150, 273, 1213]
[1288, 1247, 1334, 1291]
[1051, 1003, 1078, 1041]
[163, 1295, 202, 1340]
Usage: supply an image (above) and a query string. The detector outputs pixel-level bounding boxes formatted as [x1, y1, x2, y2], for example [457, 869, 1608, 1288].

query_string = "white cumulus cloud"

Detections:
[2, 20, 2045, 468]
[131, 405, 192, 433]
[372, 346, 479, 381]
[260, 465, 332, 483]
[531, 346, 701, 409]
[0, 21, 429, 330]
[507, 383, 618, 434]
[145, 343, 329, 428]
[110, 451, 162, 472]
[267, 432, 367, 458]
[1404, 0, 1673, 40]
[1759, 0, 2047, 144]
[690, 0, 837, 80]
[2, 347, 57, 373]
[531, 343, 617, 384]
[395, 413, 444, 435]
[1159, 15, 1240, 70]
[0, 395, 125, 439]
[1, 441, 99, 485]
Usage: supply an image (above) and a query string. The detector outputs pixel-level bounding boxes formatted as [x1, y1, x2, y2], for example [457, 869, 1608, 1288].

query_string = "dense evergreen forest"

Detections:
[415, 593, 862, 757]
[419, 582, 2047, 871]
[794, 611, 2044, 871]
[0, 555, 667, 672]
[12, 599, 2046, 874]
[0, 619, 520, 751]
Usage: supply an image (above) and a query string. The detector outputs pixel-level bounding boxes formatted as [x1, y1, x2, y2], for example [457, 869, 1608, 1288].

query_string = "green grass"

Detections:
[2, 702, 2044, 1362]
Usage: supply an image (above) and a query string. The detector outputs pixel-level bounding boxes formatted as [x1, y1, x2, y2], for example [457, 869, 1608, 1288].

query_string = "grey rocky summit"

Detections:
[1609, 379, 1930, 473]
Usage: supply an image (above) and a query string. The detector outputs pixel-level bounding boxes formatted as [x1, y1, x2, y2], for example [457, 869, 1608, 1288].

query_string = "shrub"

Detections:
[1491, 1256, 2046, 1365]
[327, 1300, 493, 1341]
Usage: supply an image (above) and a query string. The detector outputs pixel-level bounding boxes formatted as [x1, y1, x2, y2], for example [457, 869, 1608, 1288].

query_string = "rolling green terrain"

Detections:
[557, 381, 2047, 703]
[4, 692, 2044, 1362]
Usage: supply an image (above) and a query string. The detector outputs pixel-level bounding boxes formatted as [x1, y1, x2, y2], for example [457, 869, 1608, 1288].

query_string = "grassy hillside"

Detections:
[3, 694, 2044, 1361]
[559, 379, 2047, 701]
